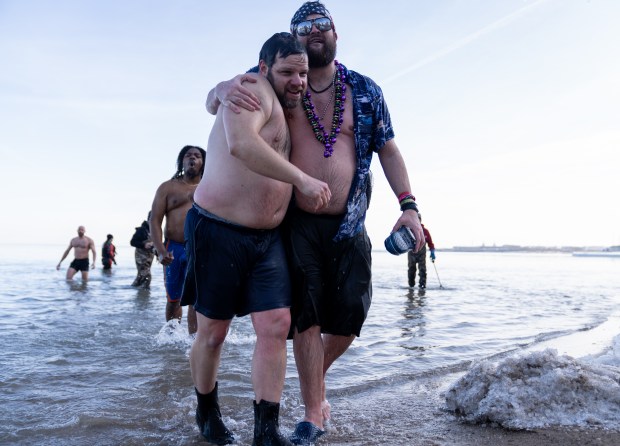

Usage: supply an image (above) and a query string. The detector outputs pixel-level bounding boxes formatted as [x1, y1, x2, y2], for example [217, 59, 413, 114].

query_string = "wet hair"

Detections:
[259, 32, 306, 68]
[172, 145, 206, 180]
[106, 234, 113, 240]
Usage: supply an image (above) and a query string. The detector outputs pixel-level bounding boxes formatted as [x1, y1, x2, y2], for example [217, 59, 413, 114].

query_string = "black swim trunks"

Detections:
[284, 208, 372, 337]
[69, 258, 89, 272]
[181, 205, 291, 320]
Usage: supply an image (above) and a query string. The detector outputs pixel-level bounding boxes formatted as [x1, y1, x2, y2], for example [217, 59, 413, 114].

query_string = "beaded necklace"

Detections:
[302, 60, 346, 158]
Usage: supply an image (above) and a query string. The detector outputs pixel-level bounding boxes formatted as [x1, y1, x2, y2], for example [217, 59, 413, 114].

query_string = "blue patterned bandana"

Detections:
[290, 1, 333, 33]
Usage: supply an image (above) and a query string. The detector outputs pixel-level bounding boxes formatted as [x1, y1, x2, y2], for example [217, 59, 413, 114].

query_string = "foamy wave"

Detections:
[154, 320, 194, 347]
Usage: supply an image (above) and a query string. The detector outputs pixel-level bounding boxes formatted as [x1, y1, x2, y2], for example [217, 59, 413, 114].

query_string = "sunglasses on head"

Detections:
[295, 17, 333, 36]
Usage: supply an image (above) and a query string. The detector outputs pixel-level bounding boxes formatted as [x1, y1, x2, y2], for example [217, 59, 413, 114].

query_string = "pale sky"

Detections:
[1, 0, 618, 249]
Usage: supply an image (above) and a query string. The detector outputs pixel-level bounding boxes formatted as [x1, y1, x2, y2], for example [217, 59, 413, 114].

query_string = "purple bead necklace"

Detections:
[302, 60, 346, 158]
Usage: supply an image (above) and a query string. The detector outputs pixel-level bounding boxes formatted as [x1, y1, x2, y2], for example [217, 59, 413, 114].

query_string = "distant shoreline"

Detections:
[2, 242, 619, 255]
[443, 245, 620, 254]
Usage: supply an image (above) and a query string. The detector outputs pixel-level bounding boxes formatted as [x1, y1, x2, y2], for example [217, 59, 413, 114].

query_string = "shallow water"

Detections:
[0, 245, 619, 444]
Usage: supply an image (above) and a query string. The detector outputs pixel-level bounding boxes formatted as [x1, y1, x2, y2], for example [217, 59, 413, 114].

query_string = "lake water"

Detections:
[1, 245, 619, 445]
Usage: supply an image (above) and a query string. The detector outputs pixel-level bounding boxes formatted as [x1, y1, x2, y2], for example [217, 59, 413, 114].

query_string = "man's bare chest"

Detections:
[72, 238, 88, 249]
[167, 189, 195, 211]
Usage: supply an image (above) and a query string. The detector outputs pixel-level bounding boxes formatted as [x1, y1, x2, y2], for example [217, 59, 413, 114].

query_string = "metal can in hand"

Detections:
[384, 226, 416, 255]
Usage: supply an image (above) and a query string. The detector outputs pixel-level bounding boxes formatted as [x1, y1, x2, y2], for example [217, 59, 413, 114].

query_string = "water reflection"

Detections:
[101, 268, 113, 277]
[133, 287, 154, 312]
[400, 289, 427, 345]
[67, 280, 88, 293]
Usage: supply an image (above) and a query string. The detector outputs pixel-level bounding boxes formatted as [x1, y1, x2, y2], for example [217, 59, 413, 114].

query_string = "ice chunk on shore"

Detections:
[445, 349, 620, 430]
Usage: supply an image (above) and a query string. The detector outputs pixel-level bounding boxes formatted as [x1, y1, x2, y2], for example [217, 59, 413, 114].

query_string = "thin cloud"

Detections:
[382, 0, 551, 85]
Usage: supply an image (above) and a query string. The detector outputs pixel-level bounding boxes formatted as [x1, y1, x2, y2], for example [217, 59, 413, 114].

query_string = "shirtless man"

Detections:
[150, 145, 205, 335]
[181, 33, 330, 446]
[206, 2, 424, 444]
[56, 226, 97, 281]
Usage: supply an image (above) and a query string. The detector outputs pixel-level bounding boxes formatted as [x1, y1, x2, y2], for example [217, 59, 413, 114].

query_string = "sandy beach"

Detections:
[315, 373, 620, 446]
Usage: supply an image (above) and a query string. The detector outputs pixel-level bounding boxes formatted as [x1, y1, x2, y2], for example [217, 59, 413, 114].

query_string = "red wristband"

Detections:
[398, 191, 414, 202]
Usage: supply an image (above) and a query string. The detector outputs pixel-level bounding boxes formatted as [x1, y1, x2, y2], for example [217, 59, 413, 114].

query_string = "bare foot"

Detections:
[321, 399, 331, 422]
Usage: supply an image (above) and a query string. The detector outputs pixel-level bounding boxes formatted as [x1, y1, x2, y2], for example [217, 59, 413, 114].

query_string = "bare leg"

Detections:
[190, 312, 231, 394]
[166, 301, 182, 322]
[322, 334, 354, 373]
[293, 325, 325, 429]
[187, 306, 198, 335]
[320, 334, 355, 421]
[80, 271, 89, 281]
[251, 308, 290, 403]
[66, 267, 77, 281]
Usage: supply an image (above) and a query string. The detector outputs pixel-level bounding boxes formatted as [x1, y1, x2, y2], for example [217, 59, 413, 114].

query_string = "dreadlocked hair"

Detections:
[171, 145, 206, 180]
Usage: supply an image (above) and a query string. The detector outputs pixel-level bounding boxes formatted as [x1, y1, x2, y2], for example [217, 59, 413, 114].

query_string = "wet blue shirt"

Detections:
[334, 63, 394, 241]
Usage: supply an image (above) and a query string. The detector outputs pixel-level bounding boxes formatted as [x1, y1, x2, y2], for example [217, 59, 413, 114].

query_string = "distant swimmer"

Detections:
[408, 213, 436, 289]
[130, 212, 155, 288]
[57, 225, 97, 281]
[101, 234, 117, 270]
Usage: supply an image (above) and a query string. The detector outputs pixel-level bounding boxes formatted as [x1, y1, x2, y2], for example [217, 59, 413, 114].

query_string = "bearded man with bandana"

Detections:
[206, 2, 424, 444]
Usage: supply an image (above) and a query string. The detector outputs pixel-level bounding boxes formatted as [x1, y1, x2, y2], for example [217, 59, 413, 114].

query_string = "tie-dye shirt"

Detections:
[333, 63, 394, 241]
[247, 62, 395, 241]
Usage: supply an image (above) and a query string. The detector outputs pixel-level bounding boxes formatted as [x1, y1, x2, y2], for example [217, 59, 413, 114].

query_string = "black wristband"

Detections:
[400, 202, 419, 213]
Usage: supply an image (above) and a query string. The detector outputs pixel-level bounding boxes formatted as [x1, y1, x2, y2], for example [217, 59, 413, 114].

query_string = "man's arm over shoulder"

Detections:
[206, 73, 261, 115]
[223, 74, 272, 152]
[222, 76, 291, 175]
[222, 77, 331, 210]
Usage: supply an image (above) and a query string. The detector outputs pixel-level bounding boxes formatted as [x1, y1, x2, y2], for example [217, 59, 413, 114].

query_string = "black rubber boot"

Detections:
[195, 383, 234, 445]
[253, 400, 293, 446]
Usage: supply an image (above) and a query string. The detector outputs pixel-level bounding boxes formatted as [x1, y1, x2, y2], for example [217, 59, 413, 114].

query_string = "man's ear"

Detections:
[259, 60, 268, 76]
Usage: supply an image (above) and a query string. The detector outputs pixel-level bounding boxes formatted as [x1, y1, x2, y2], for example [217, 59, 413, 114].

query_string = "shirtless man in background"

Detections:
[56, 225, 97, 281]
[181, 32, 330, 446]
[150, 145, 205, 335]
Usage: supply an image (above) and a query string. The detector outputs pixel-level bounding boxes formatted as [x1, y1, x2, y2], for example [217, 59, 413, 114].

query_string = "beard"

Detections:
[267, 71, 302, 109]
[307, 37, 337, 68]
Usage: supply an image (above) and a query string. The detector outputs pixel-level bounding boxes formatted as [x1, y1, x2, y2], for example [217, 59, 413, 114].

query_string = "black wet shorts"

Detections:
[284, 208, 372, 337]
[69, 258, 89, 272]
[181, 205, 291, 320]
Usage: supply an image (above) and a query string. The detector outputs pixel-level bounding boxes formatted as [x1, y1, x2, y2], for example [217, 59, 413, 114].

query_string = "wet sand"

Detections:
[314, 373, 620, 446]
